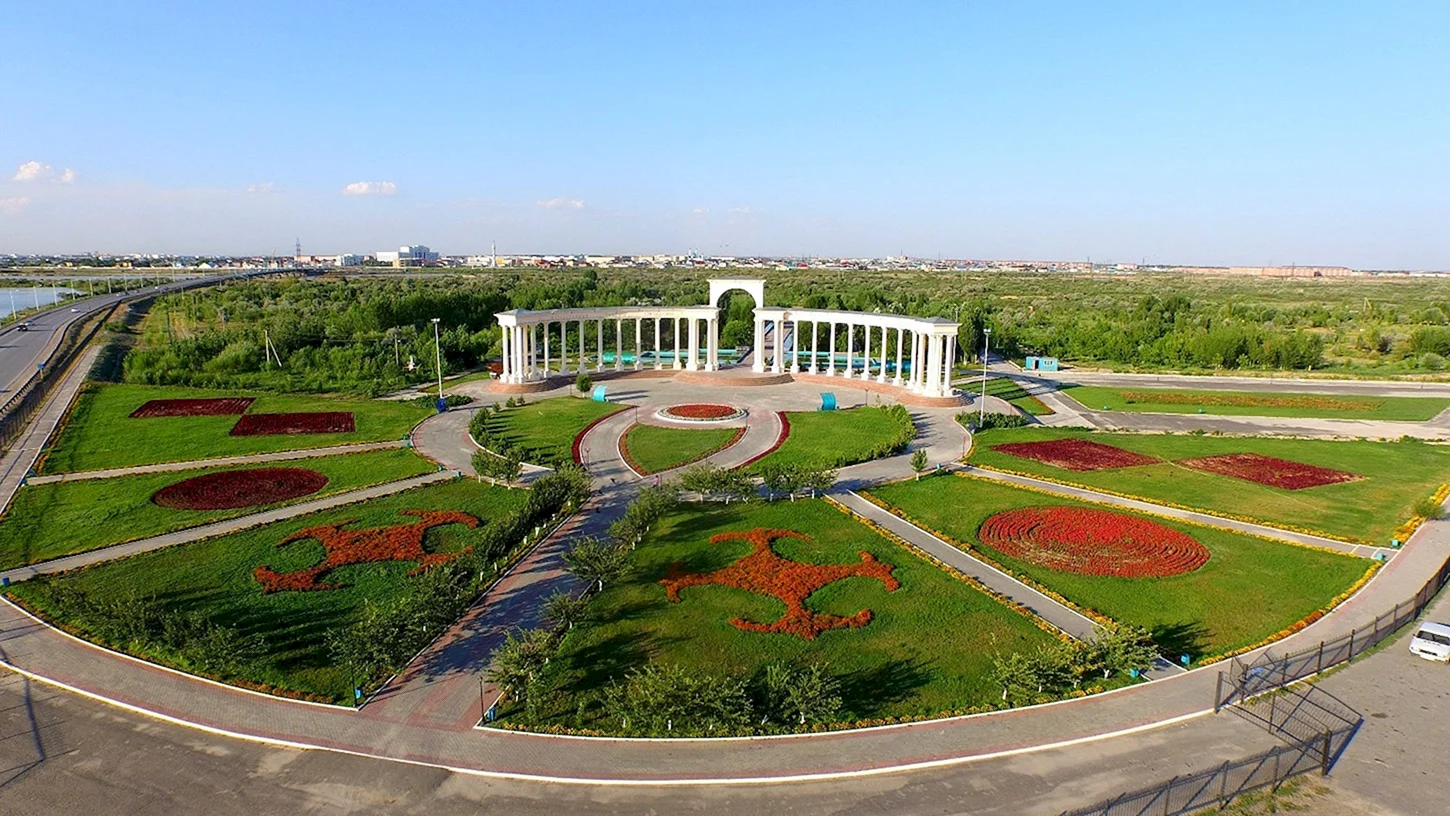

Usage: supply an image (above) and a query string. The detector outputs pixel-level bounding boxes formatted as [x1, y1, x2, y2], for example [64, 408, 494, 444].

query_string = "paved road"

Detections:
[0, 272, 251, 405]
[0, 344, 103, 515]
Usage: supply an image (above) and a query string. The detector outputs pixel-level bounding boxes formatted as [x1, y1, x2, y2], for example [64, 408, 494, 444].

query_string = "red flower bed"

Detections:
[1177, 453, 1358, 490]
[152, 467, 329, 510]
[659, 403, 742, 421]
[230, 412, 355, 436]
[254, 509, 480, 592]
[660, 527, 898, 640]
[130, 397, 255, 418]
[736, 412, 791, 469]
[978, 506, 1209, 578]
[991, 438, 1159, 471]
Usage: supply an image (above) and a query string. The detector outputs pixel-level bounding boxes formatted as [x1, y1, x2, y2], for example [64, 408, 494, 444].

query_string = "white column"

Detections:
[708, 318, 719, 370]
[945, 335, 956, 391]
[516, 326, 526, 382]
[672, 318, 682, 369]
[687, 317, 700, 371]
[752, 316, 765, 373]
[893, 327, 904, 386]
[790, 320, 800, 373]
[771, 319, 783, 374]
[523, 324, 532, 380]
[878, 325, 889, 383]
[613, 319, 622, 370]
[927, 334, 944, 397]
[827, 322, 837, 375]
[577, 321, 585, 372]
[846, 324, 855, 377]
[596, 320, 605, 372]
[859, 324, 871, 380]
[810, 321, 819, 373]
[652, 317, 662, 369]
[500, 324, 512, 383]
[909, 331, 921, 392]
[543, 321, 551, 377]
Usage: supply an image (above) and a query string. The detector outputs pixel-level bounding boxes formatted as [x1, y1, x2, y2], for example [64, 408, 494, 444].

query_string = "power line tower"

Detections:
[294, 238, 302, 258]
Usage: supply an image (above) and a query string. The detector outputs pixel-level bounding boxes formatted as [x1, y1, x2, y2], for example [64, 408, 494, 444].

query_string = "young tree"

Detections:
[542, 591, 591, 632]
[1093, 625, 1162, 678]
[755, 661, 843, 726]
[910, 449, 929, 480]
[575, 372, 593, 394]
[499, 447, 524, 487]
[486, 627, 556, 705]
[562, 536, 631, 591]
[759, 462, 788, 502]
[803, 466, 838, 498]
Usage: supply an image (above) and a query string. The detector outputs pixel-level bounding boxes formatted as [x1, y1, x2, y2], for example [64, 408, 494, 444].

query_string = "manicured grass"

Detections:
[960, 376, 1054, 415]
[0, 448, 434, 569]
[867, 476, 1373, 659]
[480, 397, 625, 467]
[6, 480, 529, 702]
[41, 384, 432, 474]
[751, 405, 915, 471]
[1061, 385, 1450, 421]
[969, 427, 1450, 544]
[527, 499, 1059, 725]
[621, 424, 742, 474]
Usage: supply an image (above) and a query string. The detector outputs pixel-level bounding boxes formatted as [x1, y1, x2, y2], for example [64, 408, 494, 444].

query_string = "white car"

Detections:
[1409, 621, 1450, 662]
[70, 307, 79, 312]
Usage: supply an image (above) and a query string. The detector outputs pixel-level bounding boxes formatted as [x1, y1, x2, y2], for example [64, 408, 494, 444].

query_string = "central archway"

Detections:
[707, 278, 767, 369]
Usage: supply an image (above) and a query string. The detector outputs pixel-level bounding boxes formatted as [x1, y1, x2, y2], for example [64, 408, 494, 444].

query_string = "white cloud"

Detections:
[728, 206, 754, 214]
[57, 167, 76, 184]
[246, 181, 275, 194]
[0, 197, 30, 215]
[691, 207, 708, 215]
[537, 197, 584, 210]
[12, 161, 77, 183]
[341, 180, 397, 197]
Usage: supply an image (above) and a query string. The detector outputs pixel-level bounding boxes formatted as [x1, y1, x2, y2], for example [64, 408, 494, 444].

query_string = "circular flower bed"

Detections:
[152, 467, 329, 510]
[978, 506, 1209, 577]
[655, 403, 746, 422]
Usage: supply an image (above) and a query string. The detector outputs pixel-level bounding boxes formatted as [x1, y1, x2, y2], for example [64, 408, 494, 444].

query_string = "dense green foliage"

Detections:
[961, 411, 1031, 431]
[968, 427, 1450, 544]
[0, 449, 434, 569]
[504, 499, 1059, 731]
[753, 404, 915, 471]
[124, 270, 1450, 396]
[41, 383, 430, 474]
[867, 476, 1373, 659]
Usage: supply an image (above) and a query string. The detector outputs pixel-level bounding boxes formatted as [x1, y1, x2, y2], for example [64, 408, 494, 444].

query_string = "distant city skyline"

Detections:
[2, 2, 1447, 269]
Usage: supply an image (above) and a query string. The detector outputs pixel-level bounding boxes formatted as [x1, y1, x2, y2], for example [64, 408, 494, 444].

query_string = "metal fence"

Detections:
[0, 303, 117, 450]
[1218, 551, 1450, 709]
[1058, 725, 1355, 816]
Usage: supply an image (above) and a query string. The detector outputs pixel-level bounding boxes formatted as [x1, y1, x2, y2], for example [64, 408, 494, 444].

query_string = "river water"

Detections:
[0, 287, 81, 320]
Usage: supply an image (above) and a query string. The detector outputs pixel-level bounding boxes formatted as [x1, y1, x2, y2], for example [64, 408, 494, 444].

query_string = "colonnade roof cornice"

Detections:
[753, 307, 959, 333]
[496, 305, 718, 326]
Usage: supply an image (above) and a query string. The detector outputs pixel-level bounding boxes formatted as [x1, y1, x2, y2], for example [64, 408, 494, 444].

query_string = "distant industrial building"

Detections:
[375, 245, 440, 267]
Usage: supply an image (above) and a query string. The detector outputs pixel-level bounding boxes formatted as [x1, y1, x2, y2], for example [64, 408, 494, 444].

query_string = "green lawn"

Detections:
[42, 384, 432, 475]
[969, 427, 1450, 544]
[751, 405, 915, 471]
[959, 376, 1054, 416]
[5, 480, 529, 703]
[0, 449, 434, 569]
[867, 476, 1373, 659]
[523, 499, 1059, 726]
[621, 424, 742, 474]
[480, 397, 625, 467]
[1061, 385, 1450, 421]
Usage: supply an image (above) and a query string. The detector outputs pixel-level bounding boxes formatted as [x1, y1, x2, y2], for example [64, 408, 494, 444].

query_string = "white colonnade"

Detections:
[751, 308, 958, 398]
[495, 307, 720, 385]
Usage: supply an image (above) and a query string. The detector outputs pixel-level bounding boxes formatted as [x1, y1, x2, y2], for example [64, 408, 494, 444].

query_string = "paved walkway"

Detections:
[0, 472, 451, 584]
[25, 440, 408, 484]
[0, 345, 101, 516]
[2, 372, 1447, 785]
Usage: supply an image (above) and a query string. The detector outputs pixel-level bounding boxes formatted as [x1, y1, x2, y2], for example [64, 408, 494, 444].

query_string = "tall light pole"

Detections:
[978, 328, 992, 426]
[431, 318, 444, 401]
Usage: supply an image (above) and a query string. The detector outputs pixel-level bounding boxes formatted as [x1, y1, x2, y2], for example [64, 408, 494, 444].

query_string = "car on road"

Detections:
[17, 321, 31, 331]
[1409, 621, 1450, 662]
[70, 306, 80, 312]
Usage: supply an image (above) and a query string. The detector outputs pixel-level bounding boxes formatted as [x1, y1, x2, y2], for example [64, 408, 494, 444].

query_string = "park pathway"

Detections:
[24, 440, 409, 484]
[0, 345, 101, 515]
[0, 472, 451, 585]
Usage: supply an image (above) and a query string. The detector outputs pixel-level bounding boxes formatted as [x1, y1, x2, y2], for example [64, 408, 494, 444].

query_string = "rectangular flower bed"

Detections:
[991, 438, 1158, 471]
[130, 397, 255, 418]
[230, 412, 356, 436]
[1177, 453, 1359, 490]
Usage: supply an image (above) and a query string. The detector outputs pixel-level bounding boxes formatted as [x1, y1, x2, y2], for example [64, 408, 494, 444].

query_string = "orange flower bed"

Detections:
[152, 467, 328, 510]
[130, 397, 254, 418]
[658, 403, 744, 421]
[659, 527, 898, 640]
[978, 506, 1209, 577]
[254, 509, 479, 592]
[992, 438, 1158, 471]
[1177, 453, 1358, 490]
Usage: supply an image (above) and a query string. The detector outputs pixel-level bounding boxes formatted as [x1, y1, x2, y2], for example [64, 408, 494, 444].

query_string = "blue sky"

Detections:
[2, 2, 1446, 267]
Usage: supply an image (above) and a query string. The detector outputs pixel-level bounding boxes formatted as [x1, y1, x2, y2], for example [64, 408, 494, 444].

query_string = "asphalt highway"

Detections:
[0, 272, 253, 406]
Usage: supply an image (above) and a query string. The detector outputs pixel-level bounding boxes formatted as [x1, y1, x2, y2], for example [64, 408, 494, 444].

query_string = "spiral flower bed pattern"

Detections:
[991, 438, 1159, 471]
[1177, 453, 1359, 490]
[230, 412, 356, 436]
[978, 506, 1209, 577]
[660, 528, 898, 640]
[254, 509, 480, 592]
[152, 467, 329, 510]
[130, 397, 255, 418]
[656, 403, 745, 422]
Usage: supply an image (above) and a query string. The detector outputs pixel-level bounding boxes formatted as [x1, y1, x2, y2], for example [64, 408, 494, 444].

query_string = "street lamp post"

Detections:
[431, 318, 444, 401]
[978, 328, 992, 426]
